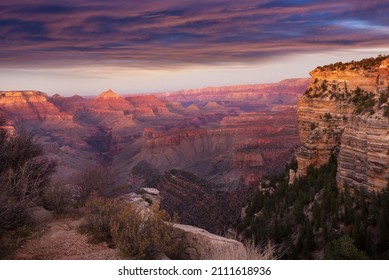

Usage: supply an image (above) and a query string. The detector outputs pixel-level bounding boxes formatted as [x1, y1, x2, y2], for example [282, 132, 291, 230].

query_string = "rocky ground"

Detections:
[9, 208, 121, 260]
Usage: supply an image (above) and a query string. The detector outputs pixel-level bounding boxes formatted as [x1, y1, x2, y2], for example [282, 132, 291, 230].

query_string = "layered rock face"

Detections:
[0, 91, 72, 122]
[296, 56, 389, 191]
[159, 78, 309, 105]
[338, 115, 389, 191]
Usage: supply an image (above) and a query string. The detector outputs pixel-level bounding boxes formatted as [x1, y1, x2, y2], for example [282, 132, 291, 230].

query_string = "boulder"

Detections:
[168, 223, 247, 260]
[140, 188, 160, 208]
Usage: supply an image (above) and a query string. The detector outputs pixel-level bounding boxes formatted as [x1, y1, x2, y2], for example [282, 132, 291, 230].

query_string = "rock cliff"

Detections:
[296, 55, 389, 191]
[0, 91, 72, 122]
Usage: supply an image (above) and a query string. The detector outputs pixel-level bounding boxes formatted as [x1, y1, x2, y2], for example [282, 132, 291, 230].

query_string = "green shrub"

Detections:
[324, 235, 368, 260]
[324, 112, 332, 121]
[351, 87, 376, 114]
[320, 80, 328, 92]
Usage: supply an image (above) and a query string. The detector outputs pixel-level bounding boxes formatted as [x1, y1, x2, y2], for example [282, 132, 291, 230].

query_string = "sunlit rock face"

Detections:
[0, 91, 72, 121]
[296, 56, 389, 192]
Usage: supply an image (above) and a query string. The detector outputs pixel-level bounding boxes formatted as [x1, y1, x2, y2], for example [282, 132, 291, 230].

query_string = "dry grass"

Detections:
[211, 229, 283, 260]
[244, 240, 282, 260]
[210, 239, 282, 260]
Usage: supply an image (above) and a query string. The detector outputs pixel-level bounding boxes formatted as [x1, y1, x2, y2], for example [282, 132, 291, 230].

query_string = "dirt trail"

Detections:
[10, 209, 121, 260]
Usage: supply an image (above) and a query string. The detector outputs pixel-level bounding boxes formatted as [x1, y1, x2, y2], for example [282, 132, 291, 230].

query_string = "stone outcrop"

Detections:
[168, 223, 246, 260]
[296, 56, 389, 191]
[119, 187, 247, 260]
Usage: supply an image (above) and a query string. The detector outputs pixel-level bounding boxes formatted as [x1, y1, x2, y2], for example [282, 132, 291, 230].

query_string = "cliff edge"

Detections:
[296, 55, 389, 192]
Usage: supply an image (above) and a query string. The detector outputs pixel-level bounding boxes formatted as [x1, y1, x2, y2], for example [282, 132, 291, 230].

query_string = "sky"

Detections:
[1, 0, 389, 96]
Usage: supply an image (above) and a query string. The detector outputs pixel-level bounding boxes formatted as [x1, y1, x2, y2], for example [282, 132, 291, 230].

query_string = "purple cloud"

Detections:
[0, 0, 388, 69]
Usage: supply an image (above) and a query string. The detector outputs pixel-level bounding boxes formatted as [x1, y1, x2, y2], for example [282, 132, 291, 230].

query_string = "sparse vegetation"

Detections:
[75, 164, 124, 200]
[42, 179, 78, 216]
[323, 112, 332, 121]
[317, 55, 389, 72]
[309, 122, 317, 130]
[351, 87, 376, 114]
[210, 239, 281, 260]
[0, 119, 56, 257]
[80, 193, 174, 259]
[320, 80, 328, 92]
[378, 89, 389, 106]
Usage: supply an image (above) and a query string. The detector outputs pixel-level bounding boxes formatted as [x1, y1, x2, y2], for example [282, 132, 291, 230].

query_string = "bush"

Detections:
[42, 179, 79, 216]
[75, 165, 117, 201]
[79, 194, 119, 244]
[0, 120, 55, 258]
[110, 205, 172, 259]
[80, 194, 173, 259]
[324, 235, 368, 260]
[0, 123, 55, 235]
[324, 112, 332, 121]
[351, 87, 376, 114]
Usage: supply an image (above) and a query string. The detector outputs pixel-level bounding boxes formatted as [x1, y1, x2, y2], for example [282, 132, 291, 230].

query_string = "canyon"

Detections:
[0, 79, 308, 191]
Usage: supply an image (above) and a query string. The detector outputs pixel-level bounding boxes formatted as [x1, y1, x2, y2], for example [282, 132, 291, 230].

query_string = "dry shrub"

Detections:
[210, 236, 282, 260]
[42, 180, 79, 216]
[0, 128, 55, 235]
[75, 165, 117, 201]
[79, 193, 119, 244]
[110, 206, 172, 259]
[80, 193, 173, 259]
[0, 121, 55, 258]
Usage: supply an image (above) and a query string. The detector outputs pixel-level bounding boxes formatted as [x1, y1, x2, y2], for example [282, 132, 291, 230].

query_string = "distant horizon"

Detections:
[1, 1, 389, 96]
[1, 77, 311, 97]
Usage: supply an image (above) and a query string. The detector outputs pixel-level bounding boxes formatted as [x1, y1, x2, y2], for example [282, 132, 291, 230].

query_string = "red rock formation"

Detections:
[89, 89, 134, 112]
[126, 94, 172, 118]
[0, 91, 72, 121]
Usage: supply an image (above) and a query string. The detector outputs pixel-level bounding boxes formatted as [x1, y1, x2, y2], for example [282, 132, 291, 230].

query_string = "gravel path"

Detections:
[10, 215, 122, 260]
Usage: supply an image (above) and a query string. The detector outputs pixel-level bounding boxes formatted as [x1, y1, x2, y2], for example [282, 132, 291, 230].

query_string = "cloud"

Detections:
[0, 0, 389, 69]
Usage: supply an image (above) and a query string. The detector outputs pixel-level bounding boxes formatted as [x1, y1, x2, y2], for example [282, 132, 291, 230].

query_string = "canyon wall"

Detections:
[296, 56, 389, 191]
